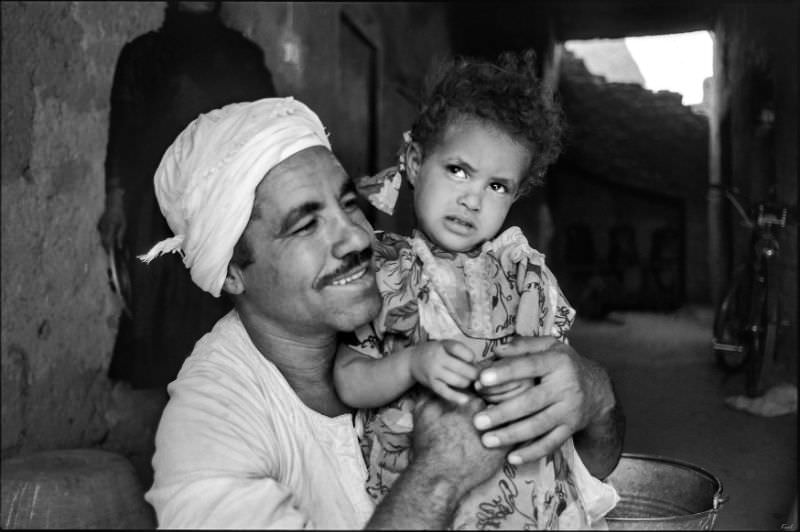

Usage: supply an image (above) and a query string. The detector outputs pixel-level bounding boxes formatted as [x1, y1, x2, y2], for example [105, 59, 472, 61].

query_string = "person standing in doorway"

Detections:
[99, 1, 277, 388]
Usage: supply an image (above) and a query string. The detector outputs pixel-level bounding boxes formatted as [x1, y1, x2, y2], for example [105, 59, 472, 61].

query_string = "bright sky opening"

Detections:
[625, 31, 713, 105]
[565, 31, 714, 106]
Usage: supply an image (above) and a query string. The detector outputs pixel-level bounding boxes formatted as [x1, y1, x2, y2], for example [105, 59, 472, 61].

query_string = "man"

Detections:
[99, 0, 277, 388]
[142, 97, 623, 528]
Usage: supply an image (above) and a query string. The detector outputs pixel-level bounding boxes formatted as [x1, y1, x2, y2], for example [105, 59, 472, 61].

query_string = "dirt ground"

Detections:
[570, 305, 797, 530]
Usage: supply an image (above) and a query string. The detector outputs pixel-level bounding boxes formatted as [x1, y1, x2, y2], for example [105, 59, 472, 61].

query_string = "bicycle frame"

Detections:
[745, 218, 782, 395]
[712, 188, 787, 397]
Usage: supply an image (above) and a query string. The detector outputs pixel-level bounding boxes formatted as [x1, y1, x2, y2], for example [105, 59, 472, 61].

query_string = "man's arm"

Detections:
[367, 394, 510, 529]
[472, 336, 624, 478]
[573, 392, 626, 479]
[564, 353, 625, 478]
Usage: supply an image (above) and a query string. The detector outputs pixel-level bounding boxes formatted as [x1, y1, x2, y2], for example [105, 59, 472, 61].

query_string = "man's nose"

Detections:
[331, 212, 371, 258]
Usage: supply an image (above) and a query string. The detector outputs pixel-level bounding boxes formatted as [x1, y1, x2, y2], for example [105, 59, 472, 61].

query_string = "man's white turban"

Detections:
[138, 97, 331, 297]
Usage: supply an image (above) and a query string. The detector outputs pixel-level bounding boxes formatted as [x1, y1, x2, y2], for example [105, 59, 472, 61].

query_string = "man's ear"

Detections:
[222, 263, 245, 296]
[404, 142, 423, 188]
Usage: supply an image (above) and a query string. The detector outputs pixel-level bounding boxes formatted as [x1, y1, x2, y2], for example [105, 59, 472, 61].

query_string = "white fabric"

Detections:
[139, 97, 331, 297]
[145, 311, 375, 529]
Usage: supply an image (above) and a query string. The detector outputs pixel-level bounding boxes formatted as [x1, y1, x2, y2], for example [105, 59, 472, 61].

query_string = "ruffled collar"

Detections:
[408, 227, 538, 339]
[410, 229, 484, 261]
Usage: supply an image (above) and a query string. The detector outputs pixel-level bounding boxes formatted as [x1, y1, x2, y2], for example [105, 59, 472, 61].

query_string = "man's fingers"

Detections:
[478, 382, 528, 404]
[473, 384, 551, 431]
[478, 350, 554, 388]
[475, 380, 523, 396]
[507, 425, 573, 465]
[477, 403, 561, 453]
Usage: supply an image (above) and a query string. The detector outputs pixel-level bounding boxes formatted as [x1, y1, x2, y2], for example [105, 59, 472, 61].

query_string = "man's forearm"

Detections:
[366, 456, 463, 529]
[575, 400, 625, 479]
[574, 365, 625, 479]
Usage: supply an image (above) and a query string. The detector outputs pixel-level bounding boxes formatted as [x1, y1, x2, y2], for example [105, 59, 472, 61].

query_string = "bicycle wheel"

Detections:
[713, 267, 750, 371]
[745, 259, 780, 397]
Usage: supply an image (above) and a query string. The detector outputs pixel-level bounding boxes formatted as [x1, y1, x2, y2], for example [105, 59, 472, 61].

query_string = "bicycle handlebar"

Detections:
[709, 183, 796, 229]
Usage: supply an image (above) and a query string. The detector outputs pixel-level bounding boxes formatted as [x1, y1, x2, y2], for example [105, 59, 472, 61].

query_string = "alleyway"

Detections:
[570, 305, 797, 530]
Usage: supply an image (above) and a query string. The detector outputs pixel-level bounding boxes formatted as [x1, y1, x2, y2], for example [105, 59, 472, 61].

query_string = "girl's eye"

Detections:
[489, 182, 509, 194]
[446, 165, 468, 180]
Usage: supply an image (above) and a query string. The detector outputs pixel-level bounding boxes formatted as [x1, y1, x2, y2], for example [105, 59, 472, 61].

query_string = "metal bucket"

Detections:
[604, 453, 728, 530]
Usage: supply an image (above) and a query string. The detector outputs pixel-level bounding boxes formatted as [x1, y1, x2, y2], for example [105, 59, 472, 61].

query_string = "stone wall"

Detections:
[1, 1, 164, 458]
[1, 1, 452, 461]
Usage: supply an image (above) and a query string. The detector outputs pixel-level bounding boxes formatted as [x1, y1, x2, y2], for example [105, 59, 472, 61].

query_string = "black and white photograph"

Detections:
[1, 1, 797, 529]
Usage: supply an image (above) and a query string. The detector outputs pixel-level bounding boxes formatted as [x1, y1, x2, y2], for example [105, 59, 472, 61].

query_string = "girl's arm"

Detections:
[334, 340, 479, 408]
[334, 343, 416, 408]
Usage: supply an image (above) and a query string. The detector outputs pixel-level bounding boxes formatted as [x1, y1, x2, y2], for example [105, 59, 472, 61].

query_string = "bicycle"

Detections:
[711, 185, 791, 398]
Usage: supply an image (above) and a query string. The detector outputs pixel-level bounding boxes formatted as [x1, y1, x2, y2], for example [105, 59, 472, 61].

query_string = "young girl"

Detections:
[334, 50, 619, 530]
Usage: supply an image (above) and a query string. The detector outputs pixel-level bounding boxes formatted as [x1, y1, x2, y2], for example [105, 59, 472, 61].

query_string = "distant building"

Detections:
[564, 39, 645, 85]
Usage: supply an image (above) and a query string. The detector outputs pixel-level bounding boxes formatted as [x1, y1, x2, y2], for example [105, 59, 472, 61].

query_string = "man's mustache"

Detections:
[315, 247, 374, 288]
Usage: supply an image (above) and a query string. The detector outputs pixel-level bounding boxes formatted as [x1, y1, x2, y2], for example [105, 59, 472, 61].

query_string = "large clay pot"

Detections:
[1, 449, 156, 529]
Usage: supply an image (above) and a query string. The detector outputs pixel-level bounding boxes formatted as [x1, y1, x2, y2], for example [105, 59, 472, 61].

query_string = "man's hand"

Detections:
[368, 392, 510, 529]
[475, 377, 535, 404]
[98, 189, 126, 252]
[413, 391, 509, 492]
[471, 336, 620, 470]
[473, 355, 535, 404]
[409, 340, 478, 405]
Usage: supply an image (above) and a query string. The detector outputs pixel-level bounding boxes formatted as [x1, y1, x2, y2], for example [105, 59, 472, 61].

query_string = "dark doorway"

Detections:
[337, 13, 378, 181]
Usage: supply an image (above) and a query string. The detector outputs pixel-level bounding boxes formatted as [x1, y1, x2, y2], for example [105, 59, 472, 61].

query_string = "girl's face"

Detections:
[406, 118, 530, 252]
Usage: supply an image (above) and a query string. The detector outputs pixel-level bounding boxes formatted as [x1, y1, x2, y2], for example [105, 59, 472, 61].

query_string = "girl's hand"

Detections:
[410, 340, 479, 405]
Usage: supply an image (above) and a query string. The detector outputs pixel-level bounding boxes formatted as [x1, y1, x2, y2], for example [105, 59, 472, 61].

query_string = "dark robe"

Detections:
[106, 7, 277, 388]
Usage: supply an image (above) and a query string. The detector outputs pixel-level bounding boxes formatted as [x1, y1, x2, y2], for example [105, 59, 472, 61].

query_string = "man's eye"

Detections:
[342, 193, 359, 211]
[446, 165, 468, 180]
[293, 218, 317, 234]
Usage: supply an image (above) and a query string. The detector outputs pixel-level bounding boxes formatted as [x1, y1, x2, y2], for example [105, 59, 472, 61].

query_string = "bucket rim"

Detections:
[605, 452, 728, 522]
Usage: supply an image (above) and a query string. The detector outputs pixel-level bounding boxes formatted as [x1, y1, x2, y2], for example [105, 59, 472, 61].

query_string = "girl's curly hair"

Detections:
[410, 49, 564, 196]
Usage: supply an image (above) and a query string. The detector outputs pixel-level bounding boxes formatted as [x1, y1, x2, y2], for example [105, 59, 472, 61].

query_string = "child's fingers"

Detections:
[431, 379, 472, 405]
[438, 367, 475, 389]
[442, 340, 476, 363]
[442, 357, 479, 382]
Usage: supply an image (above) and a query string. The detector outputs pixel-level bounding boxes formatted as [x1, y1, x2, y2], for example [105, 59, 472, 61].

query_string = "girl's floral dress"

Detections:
[347, 226, 619, 529]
